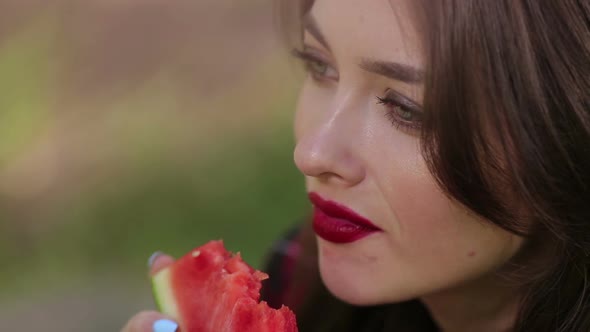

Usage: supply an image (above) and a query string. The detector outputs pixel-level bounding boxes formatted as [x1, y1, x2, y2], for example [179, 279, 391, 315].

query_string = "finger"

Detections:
[147, 252, 176, 276]
[121, 311, 178, 332]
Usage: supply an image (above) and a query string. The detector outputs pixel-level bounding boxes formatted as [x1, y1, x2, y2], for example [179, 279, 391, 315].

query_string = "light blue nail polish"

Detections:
[148, 251, 163, 268]
[153, 319, 178, 332]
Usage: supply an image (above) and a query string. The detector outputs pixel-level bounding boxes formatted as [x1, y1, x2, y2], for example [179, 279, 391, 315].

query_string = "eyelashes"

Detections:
[292, 47, 424, 133]
[376, 89, 423, 132]
[291, 48, 339, 82]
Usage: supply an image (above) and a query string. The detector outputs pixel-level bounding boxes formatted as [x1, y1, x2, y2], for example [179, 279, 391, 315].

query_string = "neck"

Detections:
[420, 273, 522, 332]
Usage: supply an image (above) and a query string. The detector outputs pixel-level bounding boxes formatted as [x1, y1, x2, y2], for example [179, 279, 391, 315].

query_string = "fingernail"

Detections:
[153, 319, 178, 332]
[148, 251, 163, 268]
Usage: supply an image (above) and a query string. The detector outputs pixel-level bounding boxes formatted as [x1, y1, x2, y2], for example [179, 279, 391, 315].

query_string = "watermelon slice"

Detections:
[151, 240, 298, 332]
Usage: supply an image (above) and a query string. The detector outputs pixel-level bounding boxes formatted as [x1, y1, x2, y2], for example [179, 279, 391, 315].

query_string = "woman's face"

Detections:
[293, 0, 524, 305]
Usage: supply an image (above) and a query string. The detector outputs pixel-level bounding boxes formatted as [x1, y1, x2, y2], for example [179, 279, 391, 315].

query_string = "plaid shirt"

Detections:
[260, 226, 304, 310]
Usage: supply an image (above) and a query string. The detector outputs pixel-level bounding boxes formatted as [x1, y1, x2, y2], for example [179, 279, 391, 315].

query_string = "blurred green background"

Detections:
[0, 1, 309, 330]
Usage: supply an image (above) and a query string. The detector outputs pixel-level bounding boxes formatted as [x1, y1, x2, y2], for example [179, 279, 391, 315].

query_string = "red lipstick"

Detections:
[309, 192, 382, 244]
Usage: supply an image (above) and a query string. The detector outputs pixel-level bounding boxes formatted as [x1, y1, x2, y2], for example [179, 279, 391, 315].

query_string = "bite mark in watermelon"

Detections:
[151, 241, 298, 332]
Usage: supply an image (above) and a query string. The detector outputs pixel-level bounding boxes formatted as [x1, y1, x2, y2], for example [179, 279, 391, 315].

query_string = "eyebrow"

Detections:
[302, 14, 331, 51]
[303, 14, 423, 85]
[359, 59, 424, 84]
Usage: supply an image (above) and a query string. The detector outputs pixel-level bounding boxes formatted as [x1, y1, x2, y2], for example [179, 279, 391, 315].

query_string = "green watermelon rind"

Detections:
[151, 268, 180, 319]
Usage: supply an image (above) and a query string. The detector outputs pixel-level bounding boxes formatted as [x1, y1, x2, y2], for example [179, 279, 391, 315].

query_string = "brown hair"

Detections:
[277, 0, 590, 331]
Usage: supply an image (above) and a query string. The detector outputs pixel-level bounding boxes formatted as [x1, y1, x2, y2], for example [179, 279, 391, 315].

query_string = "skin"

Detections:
[293, 0, 524, 331]
[122, 1, 526, 331]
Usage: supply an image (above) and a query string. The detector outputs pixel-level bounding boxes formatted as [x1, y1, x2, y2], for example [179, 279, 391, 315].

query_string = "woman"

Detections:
[122, 0, 590, 331]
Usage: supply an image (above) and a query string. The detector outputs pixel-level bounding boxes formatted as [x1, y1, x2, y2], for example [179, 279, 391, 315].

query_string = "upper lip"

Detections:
[308, 192, 382, 230]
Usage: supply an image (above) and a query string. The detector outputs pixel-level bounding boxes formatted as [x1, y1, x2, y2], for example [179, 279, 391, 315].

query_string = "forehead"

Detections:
[309, 0, 424, 69]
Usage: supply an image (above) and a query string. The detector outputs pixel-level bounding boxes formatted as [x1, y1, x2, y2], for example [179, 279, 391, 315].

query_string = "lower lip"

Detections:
[312, 207, 381, 244]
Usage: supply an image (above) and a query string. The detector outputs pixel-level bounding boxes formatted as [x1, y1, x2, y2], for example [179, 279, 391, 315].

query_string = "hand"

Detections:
[121, 252, 178, 332]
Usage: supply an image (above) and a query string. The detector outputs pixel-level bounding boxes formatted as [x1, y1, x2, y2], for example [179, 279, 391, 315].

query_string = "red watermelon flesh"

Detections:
[151, 240, 298, 332]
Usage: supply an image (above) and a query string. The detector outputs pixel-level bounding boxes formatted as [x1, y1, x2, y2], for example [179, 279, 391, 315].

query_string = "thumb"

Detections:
[148, 252, 175, 276]
[121, 311, 178, 332]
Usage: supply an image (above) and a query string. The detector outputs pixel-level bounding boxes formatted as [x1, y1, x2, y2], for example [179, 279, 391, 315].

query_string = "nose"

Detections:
[293, 99, 365, 186]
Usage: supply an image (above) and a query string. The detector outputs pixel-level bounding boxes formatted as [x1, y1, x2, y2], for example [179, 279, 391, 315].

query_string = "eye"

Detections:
[376, 89, 423, 133]
[308, 59, 328, 76]
[395, 107, 415, 121]
[291, 48, 339, 82]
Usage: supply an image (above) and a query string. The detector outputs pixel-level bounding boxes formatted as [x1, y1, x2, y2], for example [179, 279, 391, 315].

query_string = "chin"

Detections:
[319, 266, 373, 305]
[317, 248, 417, 306]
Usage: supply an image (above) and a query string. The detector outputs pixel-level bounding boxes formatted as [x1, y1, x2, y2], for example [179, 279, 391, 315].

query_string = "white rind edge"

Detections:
[152, 268, 180, 319]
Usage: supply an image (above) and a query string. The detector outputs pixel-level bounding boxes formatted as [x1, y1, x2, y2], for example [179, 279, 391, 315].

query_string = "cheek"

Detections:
[386, 162, 456, 245]
[367, 132, 470, 250]
[384, 161, 507, 259]
[293, 79, 329, 142]
[367, 132, 443, 234]
[369, 132, 522, 283]
[390, 175, 474, 260]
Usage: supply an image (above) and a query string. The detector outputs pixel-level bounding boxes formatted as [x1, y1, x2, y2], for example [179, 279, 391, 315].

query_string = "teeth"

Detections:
[192, 250, 201, 257]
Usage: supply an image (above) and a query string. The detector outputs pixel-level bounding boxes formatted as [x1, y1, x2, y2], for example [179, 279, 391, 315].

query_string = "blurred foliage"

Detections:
[0, 5, 307, 332]
[0, 14, 56, 165]
[1, 116, 308, 296]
